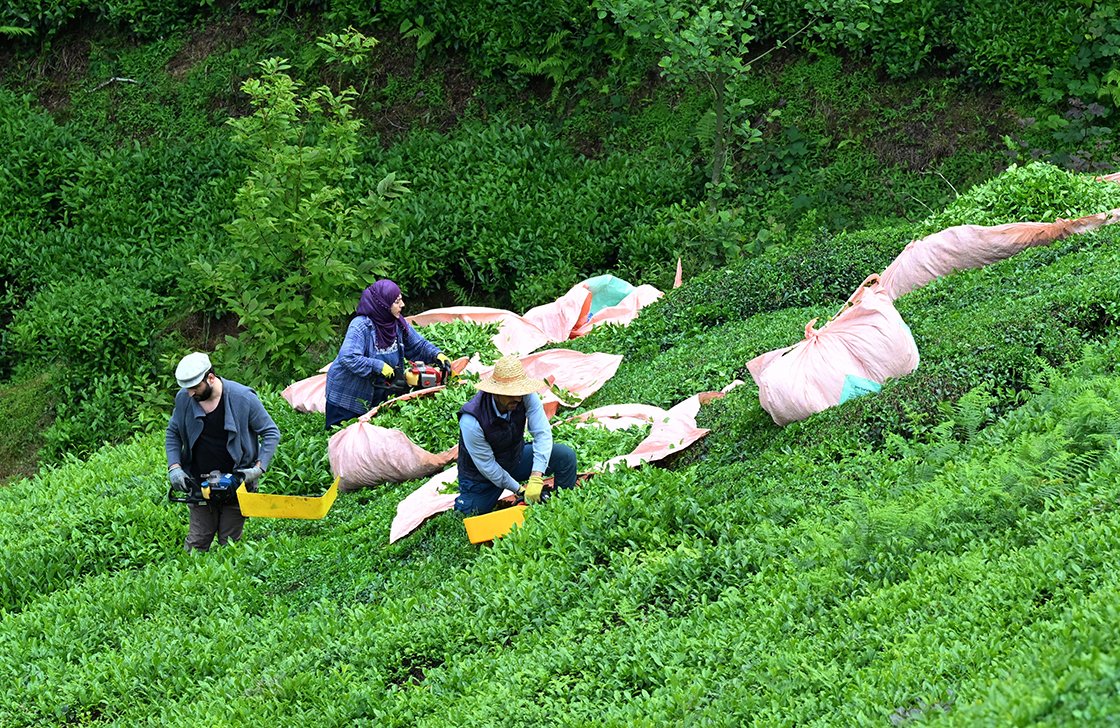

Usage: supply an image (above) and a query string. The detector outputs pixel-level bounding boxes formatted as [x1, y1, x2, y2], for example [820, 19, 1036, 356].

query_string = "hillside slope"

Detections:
[2, 164, 1119, 724]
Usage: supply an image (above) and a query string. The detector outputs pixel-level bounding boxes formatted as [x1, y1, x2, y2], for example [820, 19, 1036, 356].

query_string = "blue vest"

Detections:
[457, 392, 527, 483]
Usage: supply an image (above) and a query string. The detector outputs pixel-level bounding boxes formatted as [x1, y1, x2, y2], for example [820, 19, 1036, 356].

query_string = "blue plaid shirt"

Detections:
[325, 316, 441, 413]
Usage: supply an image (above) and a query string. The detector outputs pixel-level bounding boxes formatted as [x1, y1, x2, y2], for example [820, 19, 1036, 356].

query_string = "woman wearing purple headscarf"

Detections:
[324, 279, 451, 428]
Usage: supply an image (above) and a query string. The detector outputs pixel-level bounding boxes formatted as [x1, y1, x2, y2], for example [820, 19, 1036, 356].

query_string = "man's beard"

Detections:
[192, 382, 213, 402]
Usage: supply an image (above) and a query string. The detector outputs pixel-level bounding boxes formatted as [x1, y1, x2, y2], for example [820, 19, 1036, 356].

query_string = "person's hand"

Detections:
[238, 465, 263, 488]
[380, 362, 394, 379]
[524, 473, 544, 504]
[169, 466, 189, 492]
[436, 352, 454, 379]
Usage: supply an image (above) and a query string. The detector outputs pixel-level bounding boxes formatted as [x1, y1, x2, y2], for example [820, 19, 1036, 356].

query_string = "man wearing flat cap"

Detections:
[454, 355, 577, 515]
[165, 352, 280, 551]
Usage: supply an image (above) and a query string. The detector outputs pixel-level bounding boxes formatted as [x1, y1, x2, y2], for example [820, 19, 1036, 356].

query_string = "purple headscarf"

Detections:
[356, 279, 403, 349]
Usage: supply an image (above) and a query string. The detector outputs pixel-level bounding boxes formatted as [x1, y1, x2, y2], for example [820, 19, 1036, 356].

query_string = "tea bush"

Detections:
[371, 120, 700, 310]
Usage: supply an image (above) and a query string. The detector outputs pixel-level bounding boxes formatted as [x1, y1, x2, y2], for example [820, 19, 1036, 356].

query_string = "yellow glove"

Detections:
[524, 473, 544, 504]
[380, 362, 394, 378]
[436, 352, 454, 378]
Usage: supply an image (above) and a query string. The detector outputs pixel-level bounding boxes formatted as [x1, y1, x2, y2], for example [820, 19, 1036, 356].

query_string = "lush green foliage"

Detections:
[3, 334, 1119, 723]
[371, 120, 699, 309]
[5, 4, 1120, 722]
[415, 321, 501, 364]
[196, 56, 408, 382]
[605, 0, 760, 203]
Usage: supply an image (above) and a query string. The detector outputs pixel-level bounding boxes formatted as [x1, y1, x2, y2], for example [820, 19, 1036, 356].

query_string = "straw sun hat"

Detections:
[475, 355, 547, 397]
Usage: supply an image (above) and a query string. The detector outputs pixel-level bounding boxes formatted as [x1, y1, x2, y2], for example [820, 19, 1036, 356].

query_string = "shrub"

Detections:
[195, 57, 408, 384]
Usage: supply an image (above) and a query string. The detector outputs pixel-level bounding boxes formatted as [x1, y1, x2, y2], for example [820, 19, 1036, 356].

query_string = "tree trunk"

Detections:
[708, 72, 727, 213]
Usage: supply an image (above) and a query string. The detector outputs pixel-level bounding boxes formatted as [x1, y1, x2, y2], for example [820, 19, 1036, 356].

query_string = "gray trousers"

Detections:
[185, 501, 246, 551]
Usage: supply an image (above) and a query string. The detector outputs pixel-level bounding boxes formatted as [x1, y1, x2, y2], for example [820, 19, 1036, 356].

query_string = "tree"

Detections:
[603, 1, 820, 210]
[195, 56, 409, 383]
[604, 0, 759, 209]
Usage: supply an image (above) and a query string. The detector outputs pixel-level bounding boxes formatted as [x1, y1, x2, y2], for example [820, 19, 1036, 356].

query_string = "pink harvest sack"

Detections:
[747, 275, 919, 426]
[879, 210, 1120, 300]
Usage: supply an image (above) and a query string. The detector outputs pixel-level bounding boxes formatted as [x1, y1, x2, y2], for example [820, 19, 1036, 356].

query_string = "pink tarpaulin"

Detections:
[388, 468, 461, 542]
[387, 385, 736, 543]
[570, 285, 664, 338]
[522, 284, 594, 344]
[408, 306, 557, 356]
[280, 364, 330, 414]
[879, 209, 1120, 300]
[748, 275, 919, 426]
[406, 276, 664, 356]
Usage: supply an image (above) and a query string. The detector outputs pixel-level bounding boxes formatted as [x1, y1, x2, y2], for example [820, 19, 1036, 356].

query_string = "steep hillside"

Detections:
[2, 163, 1119, 724]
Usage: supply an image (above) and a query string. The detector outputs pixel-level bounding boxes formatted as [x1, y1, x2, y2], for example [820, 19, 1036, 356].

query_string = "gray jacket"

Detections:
[165, 378, 280, 474]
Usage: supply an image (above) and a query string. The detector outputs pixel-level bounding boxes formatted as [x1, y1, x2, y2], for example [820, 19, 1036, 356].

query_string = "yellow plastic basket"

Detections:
[463, 505, 527, 544]
[236, 476, 339, 520]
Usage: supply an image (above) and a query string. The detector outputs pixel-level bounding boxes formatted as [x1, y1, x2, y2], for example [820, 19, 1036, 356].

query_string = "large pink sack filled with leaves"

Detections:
[329, 420, 457, 492]
[880, 209, 1120, 300]
[748, 276, 919, 426]
[281, 365, 329, 413]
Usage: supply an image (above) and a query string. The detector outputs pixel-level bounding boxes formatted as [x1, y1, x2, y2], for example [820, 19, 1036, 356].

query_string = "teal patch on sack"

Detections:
[840, 374, 882, 403]
[583, 274, 635, 316]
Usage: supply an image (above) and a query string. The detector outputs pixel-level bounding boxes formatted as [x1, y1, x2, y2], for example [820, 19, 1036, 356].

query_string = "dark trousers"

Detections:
[185, 501, 246, 551]
[325, 400, 368, 429]
[454, 442, 578, 516]
[325, 385, 394, 429]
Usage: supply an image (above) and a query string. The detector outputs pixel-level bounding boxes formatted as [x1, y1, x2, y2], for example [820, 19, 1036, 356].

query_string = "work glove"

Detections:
[524, 473, 544, 505]
[380, 362, 394, 379]
[436, 352, 454, 379]
[169, 467, 189, 492]
[238, 465, 263, 488]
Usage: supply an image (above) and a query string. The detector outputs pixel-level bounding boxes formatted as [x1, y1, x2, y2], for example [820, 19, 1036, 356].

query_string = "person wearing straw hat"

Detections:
[166, 352, 281, 551]
[454, 355, 577, 515]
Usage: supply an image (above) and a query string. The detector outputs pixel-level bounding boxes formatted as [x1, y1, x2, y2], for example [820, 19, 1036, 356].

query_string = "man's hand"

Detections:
[169, 466, 189, 492]
[524, 473, 544, 504]
[436, 352, 453, 380]
[238, 465, 263, 488]
[380, 362, 394, 379]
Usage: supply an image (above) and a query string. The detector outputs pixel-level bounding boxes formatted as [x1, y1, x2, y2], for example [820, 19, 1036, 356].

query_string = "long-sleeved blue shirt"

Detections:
[325, 316, 441, 413]
[459, 392, 552, 494]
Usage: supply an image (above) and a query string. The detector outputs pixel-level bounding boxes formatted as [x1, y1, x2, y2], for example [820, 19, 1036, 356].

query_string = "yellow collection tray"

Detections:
[463, 504, 527, 544]
[236, 476, 339, 520]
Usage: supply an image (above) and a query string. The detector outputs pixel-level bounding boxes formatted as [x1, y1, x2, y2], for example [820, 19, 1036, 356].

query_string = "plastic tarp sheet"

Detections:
[387, 384, 737, 543]
[582, 274, 635, 315]
[879, 209, 1120, 300]
[406, 276, 664, 356]
[747, 275, 919, 426]
[571, 285, 664, 338]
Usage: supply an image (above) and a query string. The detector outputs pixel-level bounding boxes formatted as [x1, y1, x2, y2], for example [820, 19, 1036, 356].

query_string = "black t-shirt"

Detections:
[190, 395, 235, 479]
